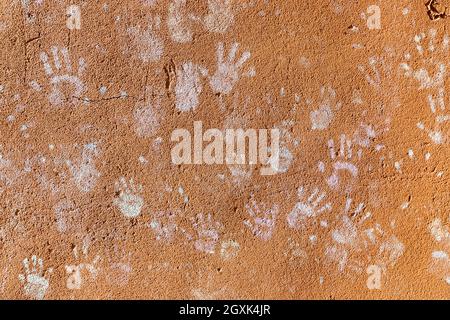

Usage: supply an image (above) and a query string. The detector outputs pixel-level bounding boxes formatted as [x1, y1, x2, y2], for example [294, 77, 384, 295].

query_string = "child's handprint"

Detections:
[203, 0, 234, 34]
[209, 42, 253, 95]
[190, 213, 223, 254]
[40, 46, 86, 106]
[113, 177, 144, 218]
[287, 186, 332, 229]
[18, 255, 52, 300]
[244, 197, 279, 241]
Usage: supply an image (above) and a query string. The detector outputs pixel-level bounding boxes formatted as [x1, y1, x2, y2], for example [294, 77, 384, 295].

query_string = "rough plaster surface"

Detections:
[0, 0, 449, 299]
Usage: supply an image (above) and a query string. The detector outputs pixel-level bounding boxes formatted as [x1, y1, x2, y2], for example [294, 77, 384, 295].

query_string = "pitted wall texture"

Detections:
[0, 0, 449, 299]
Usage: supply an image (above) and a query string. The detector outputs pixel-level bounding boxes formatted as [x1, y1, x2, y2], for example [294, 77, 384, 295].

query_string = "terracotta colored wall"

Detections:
[0, 0, 449, 299]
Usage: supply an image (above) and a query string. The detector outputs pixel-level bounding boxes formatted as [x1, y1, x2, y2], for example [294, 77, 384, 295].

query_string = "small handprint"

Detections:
[0, 151, 21, 192]
[326, 198, 403, 274]
[287, 186, 332, 229]
[20, 0, 42, 24]
[66, 143, 100, 193]
[417, 87, 450, 144]
[175, 62, 207, 112]
[40, 46, 86, 106]
[429, 217, 450, 285]
[326, 198, 372, 273]
[400, 29, 449, 89]
[284, 238, 308, 263]
[375, 235, 405, 272]
[220, 240, 240, 260]
[127, 16, 164, 63]
[18, 255, 52, 300]
[53, 199, 81, 234]
[309, 85, 342, 130]
[332, 198, 366, 246]
[149, 210, 179, 243]
[244, 197, 279, 241]
[134, 87, 161, 137]
[190, 213, 222, 254]
[66, 241, 101, 290]
[113, 177, 144, 218]
[168, 0, 193, 43]
[106, 247, 132, 287]
[325, 134, 360, 189]
[358, 56, 392, 90]
[203, 0, 234, 34]
[209, 42, 253, 95]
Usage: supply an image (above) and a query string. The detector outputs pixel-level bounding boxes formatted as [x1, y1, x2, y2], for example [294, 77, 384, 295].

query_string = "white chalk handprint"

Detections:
[244, 198, 279, 241]
[325, 134, 360, 190]
[203, 0, 234, 34]
[400, 29, 448, 90]
[209, 42, 253, 95]
[66, 143, 100, 193]
[18, 255, 52, 300]
[40, 46, 86, 106]
[168, 0, 193, 43]
[309, 85, 342, 130]
[190, 213, 222, 254]
[287, 186, 332, 229]
[326, 199, 369, 273]
[66, 243, 101, 290]
[175, 62, 207, 112]
[429, 218, 450, 285]
[149, 210, 179, 243]
[134, 87, 161, 137]
[127, 16, 164, 63]
[113, 177, 144, 218]
[358, 55, 392, 91]
[417, 87, 450, 144]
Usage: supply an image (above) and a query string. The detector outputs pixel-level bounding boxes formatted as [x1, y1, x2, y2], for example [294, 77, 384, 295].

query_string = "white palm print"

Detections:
[66, 142, 100, 193]
[326, 197, 404, 274]
[127, 16, 164, 63]
[358, 55, 392, 91]
[53, 199, 81, 233]
[113, 177, 144, 218]
[134, 87, 161, 137]
[39, 46, 86, 106]
[106, 251, 132, 287]
[429, 217, 450, 285]
[209, 42, 253, 95]
[20, 0, 42, 24]
[220, 240, 240, 260]
[203, 0, 234, 34]
[272, 119, 297, 174]
[18, 255, 52, 300]
[175, 62, 207, 112]
[168, 0, 193, 43]
[324, 134, 360, 189]
[417, 87, 450, 144]
[244, 198, 279, 241]
[331, 199, 367, 246]
[374, 234, 405, 272]
[400, 28, 449, 89]
[190, 213, 222, 254]
[149, 210, 179, 243]
[352, 123, 377, 149]
[66, 243, 101, 290]
[326, 198, 371, 272]
[309, 85, 342, 130]
[287, 186, 332, 229]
